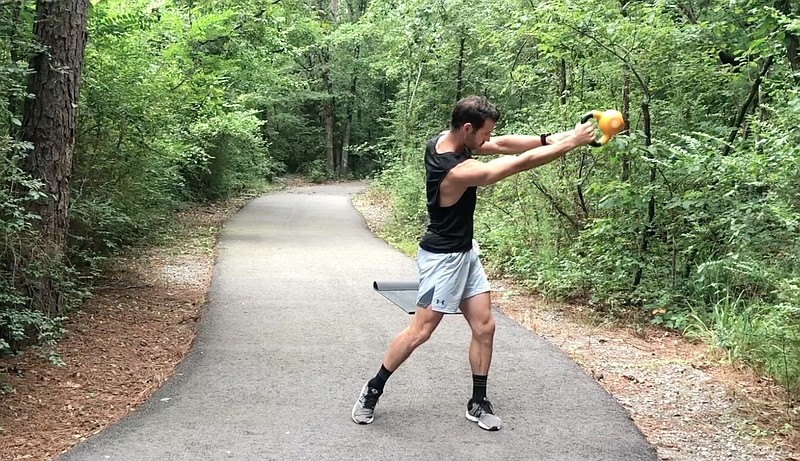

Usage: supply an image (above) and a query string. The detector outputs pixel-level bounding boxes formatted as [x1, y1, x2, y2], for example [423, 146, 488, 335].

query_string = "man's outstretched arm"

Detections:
[473, 129, 577, 155]
[445, 123, 595, 188]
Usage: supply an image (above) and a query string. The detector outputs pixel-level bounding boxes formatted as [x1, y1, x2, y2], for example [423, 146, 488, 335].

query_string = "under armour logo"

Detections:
[434, 299, 446, 307]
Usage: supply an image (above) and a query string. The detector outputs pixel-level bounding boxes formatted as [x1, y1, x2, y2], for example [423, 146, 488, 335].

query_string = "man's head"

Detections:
[450, 96, 500, 151]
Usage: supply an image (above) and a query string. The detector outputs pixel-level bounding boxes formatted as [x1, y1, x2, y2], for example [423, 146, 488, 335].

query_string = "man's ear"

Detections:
[463, 123, 473, 134]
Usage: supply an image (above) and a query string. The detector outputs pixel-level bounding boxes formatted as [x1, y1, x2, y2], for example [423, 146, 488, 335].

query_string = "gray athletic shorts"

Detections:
[415, 244, 491, 313]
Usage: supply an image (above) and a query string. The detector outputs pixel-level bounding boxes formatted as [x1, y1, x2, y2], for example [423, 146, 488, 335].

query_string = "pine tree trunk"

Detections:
[21, 0, 89, 316]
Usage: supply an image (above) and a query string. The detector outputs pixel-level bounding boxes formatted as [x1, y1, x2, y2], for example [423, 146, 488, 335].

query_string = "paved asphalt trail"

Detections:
[58, 183, 658, 461]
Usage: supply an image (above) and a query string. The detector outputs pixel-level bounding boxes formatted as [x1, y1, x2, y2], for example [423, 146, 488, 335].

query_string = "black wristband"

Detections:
[540, 133, 551, 146]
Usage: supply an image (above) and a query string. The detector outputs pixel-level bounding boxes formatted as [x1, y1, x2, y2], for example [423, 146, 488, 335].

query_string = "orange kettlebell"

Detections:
[581, 110, 624, 147]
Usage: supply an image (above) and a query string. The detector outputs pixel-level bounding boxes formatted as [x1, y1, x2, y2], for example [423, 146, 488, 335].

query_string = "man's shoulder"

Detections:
[425, 131, 447, 145]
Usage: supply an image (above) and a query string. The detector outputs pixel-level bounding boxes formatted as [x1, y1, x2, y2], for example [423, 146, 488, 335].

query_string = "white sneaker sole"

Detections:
[465, 410, 501, 431]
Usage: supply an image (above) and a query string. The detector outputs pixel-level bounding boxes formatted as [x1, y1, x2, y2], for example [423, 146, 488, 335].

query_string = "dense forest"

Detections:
[1, 0, 798, 399]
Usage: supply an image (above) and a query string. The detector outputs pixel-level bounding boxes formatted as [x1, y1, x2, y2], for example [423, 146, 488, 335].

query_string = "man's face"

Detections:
[463, 120, 496, 151]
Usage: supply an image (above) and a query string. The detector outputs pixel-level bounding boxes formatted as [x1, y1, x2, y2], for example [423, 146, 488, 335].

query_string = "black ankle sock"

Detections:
[471, 374, 487, 402]
[367, 364, 393, 392]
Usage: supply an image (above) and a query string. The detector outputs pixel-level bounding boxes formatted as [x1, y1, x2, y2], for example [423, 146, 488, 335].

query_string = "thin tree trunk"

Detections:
[776, 0, 798, 72]
[722, 55, 773, 156]
[340, 46, 360, 178]
[341, 116, 351, 178]
[557, 58, 567, 105]
[324, 103, 335, 174]
[21, 0, 90, 316]
[456, 36, 465, 102]
[404, 62, 423, 154]
[788, 36, 799, 73]
[632, 96, 652, 288]
[318, 48, 336, 174]
[619, 0, 632, 181]
[621, 65, 631, 181]
[575, 24, 657, 288]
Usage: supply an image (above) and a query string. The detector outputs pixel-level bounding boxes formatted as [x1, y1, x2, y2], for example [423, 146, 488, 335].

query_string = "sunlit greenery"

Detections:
[1, 0, 797, 399]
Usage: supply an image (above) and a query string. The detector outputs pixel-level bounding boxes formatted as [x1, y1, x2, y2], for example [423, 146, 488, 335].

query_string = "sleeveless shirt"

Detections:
[419, 133, 477, 253]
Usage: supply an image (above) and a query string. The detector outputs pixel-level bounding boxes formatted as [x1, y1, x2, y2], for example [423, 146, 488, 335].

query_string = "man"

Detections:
[352, 96, 596, 431]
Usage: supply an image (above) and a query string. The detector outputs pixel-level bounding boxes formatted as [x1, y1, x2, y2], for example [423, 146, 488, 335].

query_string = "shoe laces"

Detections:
[476, 398, 495, 415]
[361, 387, 381, 409]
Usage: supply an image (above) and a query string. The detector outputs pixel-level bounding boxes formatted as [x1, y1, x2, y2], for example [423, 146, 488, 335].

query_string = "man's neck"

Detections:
[436, 130, 465, 154]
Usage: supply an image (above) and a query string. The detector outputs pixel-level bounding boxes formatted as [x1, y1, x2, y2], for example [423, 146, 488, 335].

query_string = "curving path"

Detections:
[57, 183, 658, 461]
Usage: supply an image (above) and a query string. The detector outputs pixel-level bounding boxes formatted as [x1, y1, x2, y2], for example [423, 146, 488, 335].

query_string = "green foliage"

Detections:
[182, 110, 283, 201]
[0, 0, 298, 354]
[0, 140, 71, 354]
[365, 0, 800, 394]
[1, 0, 797, 400]
[0, 305, 65, 356]
[370, 153, 427, 254]
[686, 294, 800, 392]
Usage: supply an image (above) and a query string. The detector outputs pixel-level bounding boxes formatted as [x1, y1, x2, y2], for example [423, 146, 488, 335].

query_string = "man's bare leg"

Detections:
[382, 305, 445, 370]
[460, 292, 501, 431]
[352, 305, 444, 424]
[460, 292, 495, 376]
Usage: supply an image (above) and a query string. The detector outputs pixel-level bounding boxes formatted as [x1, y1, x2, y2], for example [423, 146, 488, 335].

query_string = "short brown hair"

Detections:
[450, 96, 500, 130]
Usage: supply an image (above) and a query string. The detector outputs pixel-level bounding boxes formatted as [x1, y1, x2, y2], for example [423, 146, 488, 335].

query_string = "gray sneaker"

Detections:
[466, 398, 502, 431]
[352, 382, 381, 424]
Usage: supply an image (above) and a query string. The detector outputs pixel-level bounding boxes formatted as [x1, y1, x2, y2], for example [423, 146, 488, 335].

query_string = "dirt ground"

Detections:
[0, 198, 243, 461]
[0, 182, 797, 461]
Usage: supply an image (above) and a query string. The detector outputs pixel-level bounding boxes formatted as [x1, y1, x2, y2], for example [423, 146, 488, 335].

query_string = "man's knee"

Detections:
[409, 325, 435, 347]
[472, 315, 495, 340]
[409, 311, 439, 348]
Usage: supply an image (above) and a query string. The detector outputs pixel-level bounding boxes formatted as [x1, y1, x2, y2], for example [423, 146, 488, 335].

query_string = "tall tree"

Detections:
[21, 0, 90, 315]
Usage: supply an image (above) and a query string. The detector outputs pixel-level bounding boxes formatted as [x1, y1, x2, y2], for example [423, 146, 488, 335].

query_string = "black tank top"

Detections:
[419, 133, 477, 253]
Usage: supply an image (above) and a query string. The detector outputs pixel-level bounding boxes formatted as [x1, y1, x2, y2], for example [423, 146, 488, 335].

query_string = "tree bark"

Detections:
[621, 65, 631, 181]
[318, 48, 336, 174]
[557, 58, 567, 105]
[632, 96, 652, 288]
[339, 46, 360, 178]
[21, 0, 89, 316]
[619, 0, 631, 181]
[456, 36, 465, 102]
[324, 102, 335, 174]
[776, 0, 798, 72]
[722, 55, 773, 156]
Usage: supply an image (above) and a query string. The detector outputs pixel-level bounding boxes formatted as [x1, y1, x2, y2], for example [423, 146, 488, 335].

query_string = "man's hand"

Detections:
[569, 121, 596, 148]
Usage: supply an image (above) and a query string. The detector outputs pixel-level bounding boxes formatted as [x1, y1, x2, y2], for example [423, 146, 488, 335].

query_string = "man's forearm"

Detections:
[481, 129, 577, 155]
[518, 137, 578, 170]
[544, 129, 574, 144]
